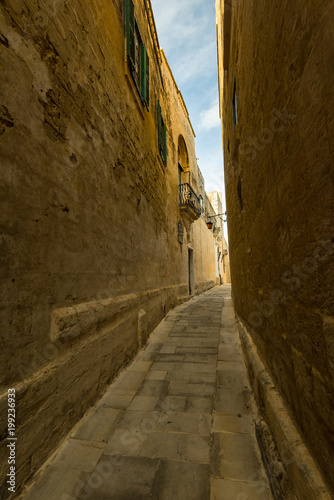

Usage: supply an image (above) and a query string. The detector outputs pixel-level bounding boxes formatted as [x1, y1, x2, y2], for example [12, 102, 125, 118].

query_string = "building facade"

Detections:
[216, 0, 334, 497]
[207, 190, 231, 285]
[0, 0, 218, 494]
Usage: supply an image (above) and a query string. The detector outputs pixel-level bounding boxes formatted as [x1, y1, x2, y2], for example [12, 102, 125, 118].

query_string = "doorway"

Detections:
[188, 248, 194, 296]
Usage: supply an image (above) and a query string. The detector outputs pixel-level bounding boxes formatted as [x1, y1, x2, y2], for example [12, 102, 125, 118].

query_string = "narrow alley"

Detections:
[19, 286, 271, 500]
[1, 0, 333, 498]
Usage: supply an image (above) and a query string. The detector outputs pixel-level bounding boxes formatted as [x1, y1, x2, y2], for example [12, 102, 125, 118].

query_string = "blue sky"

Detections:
[150, 0, 226, 220]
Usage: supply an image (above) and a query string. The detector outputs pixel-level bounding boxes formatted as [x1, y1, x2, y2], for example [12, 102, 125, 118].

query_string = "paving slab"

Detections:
[166, 370, 217, 384]
[211, 432, 267, 481]
[137, 379, 170, 397]
[185, 396, 213, 414]
[199, 413, 212, 436]
[155, 395, 187, 412]
[20, 286, 272, 500]
[201, 340, 220, 348]
[214, 387, 251, 414]
[151, 460, 210, 500]
[211, 476, 272, 500]
[21, 467, 90, 500]
[85, 455, 159, 500]
[104, 428, 147, 456]
[186, 434, 211, 463]
[138, 431, 188, 460]
[160, 345, 177, 354]
[217, 360, 246, 371]
[176, 346, 200, 353]
[117, 410, 161, 432]
[145, 369, 167, 380]
[218, 346, 244, 362]
[129, 395, 159, 410]
[181, 362, 217, 373]
[155, 353, 185, 362]
[136, 350, 158, 361]
[217, 368, 249, 389]
[200, 347, 219, 354]
[97, 390, 136, 409]
[220, 333, 240, 344]
[131, 360, 153, 372]
[184, 353, 216, 364]
[49, 439, 105, 471]
[112, 369, 147, 392]
[169, 380, 215, 398]
[157, 411, 200, 433]
[145, 342, 163, 351]
[72, 408, 124, 442]
[150, 361, 176, 371]
[181, 339, 206, 347]
[213, 412, 253, 435]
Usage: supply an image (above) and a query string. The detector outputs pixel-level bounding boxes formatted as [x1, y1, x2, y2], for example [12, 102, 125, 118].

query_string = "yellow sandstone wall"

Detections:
[216, 0, 334, 494]
[0, 0, 216, 493]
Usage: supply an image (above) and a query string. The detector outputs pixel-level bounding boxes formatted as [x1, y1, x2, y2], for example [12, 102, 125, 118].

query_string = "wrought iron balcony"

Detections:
[179, 183, 202, 222]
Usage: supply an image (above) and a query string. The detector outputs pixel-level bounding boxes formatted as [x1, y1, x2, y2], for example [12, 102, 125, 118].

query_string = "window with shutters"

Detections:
[157, 101, 167, 164]
[125, 0, 149, 108]
[200, 195, 204, 217]
[134, 25, 141, 90]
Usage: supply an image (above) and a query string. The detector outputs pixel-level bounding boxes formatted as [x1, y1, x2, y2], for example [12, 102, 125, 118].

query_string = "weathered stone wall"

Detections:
[159, 51, 217, 296]
[0, 0, 217, 494]
[217, 0, 334, 494]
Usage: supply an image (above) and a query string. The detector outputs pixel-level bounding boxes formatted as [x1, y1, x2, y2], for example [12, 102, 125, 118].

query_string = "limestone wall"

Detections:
[217, 0, 334, 493]
[0, 0, 217, 494]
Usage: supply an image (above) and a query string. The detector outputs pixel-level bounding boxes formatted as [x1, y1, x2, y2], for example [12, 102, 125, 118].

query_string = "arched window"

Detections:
[178, 135, 189, 186]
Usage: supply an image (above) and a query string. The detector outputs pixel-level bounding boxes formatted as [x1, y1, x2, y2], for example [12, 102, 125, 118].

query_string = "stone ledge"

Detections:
[236, 315, 331, 500]
[0, 283, 197, 496]
[50, 284, 189, 342]
[195, 280, 216, 296]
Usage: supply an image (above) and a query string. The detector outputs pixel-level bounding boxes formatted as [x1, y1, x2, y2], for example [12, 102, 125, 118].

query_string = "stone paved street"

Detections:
[20, 286, 272, 500]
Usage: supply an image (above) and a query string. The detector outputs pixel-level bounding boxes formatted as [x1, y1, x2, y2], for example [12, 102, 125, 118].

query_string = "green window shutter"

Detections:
[163, 122, 167, 164]
[126, 0, 135, 65]
[126, 0, 130, 54]
[141, 44, 147, 102]
[158, 101, 162, 149]
[146, 52, 150, 107]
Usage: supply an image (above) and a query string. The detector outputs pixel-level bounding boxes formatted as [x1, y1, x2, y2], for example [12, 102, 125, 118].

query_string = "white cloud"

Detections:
[198, 100, 221, 131]
[151, 0, 218, 89]
[178, 42, 217, 84]
[151, 0, 214, 58]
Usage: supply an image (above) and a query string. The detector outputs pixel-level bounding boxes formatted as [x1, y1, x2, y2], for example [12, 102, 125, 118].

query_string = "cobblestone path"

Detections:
[20, 285, 272, 500]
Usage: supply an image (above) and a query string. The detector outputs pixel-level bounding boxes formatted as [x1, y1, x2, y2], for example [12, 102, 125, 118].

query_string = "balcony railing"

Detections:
[179, 183, 202, 221]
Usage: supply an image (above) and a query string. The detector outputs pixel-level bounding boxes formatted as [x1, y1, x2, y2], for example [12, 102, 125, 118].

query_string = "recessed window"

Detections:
[158, 101, 167, 164]
[126, 0, 149, 108]
[232, 76, 238, 132]
[134, 25, 141, 89]
[178, 221, 183, 244]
